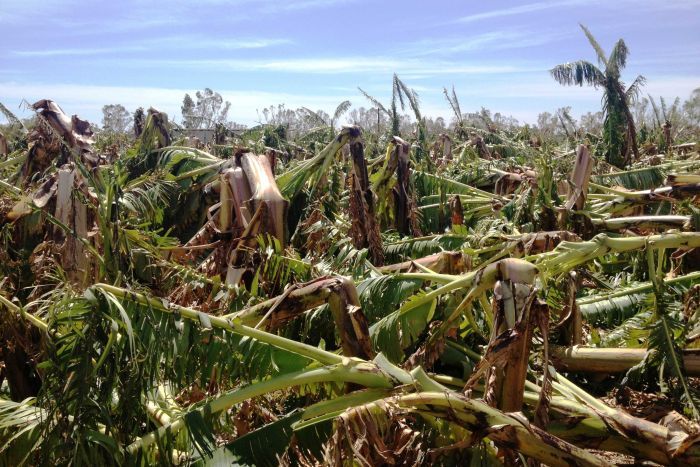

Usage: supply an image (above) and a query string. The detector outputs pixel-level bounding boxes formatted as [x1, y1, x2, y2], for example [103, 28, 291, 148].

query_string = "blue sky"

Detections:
[1, 0, 699, 126]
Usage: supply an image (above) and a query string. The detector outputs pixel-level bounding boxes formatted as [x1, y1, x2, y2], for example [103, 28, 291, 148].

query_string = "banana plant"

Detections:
[2, 57, 700, 466]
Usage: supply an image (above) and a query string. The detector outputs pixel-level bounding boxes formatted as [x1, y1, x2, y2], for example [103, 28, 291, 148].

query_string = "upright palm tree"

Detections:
[551, 24, 645, 167]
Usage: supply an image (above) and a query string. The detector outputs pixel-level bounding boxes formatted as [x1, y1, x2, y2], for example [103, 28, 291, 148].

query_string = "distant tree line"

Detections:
[77, 82, 700, 153]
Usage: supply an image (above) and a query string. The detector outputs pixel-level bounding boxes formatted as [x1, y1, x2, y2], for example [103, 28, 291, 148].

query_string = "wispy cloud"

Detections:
[12, 46, 147, 57]
[0, 0, 363, 25]
[260, 0, 362, 12]
[172, 0, 360, 9]
[398, 29, 566, 57]
[158, 37, 293, 51]
[105, 56, 535, 76]
[0, 0, 77, 23]
[11, 37, 292, 57]
[455, 0, 700, 24]
[209, 38, 293, 49]
[455, 0, 586, 24]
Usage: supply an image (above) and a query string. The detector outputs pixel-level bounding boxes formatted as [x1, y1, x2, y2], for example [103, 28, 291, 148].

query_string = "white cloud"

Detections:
[455, 0, 700, 24]
[0, 0, 76, 23]
[167, 0, 359, 8]
[11, 37, 292, 57]
[455, 0, 586, 24]
[260, 0, 361, 12]
[0, 0, 362, 26]
[104, 56, 533, 76]
[398, 30, 566, 57]
[12, 46, 148, 57]
[204, 38, 293, 49]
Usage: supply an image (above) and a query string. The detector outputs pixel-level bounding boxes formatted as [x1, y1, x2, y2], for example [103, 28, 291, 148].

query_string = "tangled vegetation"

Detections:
[1, 27, 700, 466]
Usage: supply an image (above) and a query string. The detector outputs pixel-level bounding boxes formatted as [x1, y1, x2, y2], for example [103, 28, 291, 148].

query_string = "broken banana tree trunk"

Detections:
[494, 170, 537, 196]
[190, 152, 288, 285]
[508, 230, 582, 257]
[391, 137, 421, 236]
[612, 182, 700, 200]
[439, 133, 452, 161]
[348, 132, 384, 265]
[136, 108, 171, 153]
[225, 276, 372, 359]
[239, 153, 288, 243]
[327, 277, 374, 360]
[449, 195, 463, 226]
[551, 346, 700, 375]
[463, 357, 700, 466]
[32, 99, 97, 167]
[559, 271, 584, 345]
[667, 173, 700, 185]
[458, 372, 696, 465]
[7, 170, 58, 221]
[277, 125, 360, 200]
[548, 372, 700, 466]
[394, 392, 611, 467]
[378, 251, 469, 275]
[414, 258, 538, 369]
[471, 133, 491, 159]
[373, 136, 419, 234]
[133, 107, 145, 138]
[565, 145, 594, 211]
[559, 145, 594, 232]
[589, 180, 700, 218]
[431, 133, 452, 166]
[468, 266, 541, 413]
[592, 215, 691, 231]
[53, 166, 89, 285]
[0, 131, 7, 156]
[16, 126, 61, 186]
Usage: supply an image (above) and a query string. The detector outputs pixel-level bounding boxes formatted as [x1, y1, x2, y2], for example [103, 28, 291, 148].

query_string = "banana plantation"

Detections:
[1, 37, 700, 467]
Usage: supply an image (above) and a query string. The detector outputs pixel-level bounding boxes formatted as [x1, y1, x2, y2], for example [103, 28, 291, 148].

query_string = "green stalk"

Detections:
[393, 392, 610, 467]
[419, 193, 493, 204]
[0, 152, 27, 169]
[126, 363, 394, 455]
[0, 178, 21, 195]
[668, 173, 700, 184]
[0, 293, 49, 332]
[439, 374, 681, 465]
[595, 160, 699, 176]
[478, 293, 494, 332]
[172, 160, 225, 182]
[445, 339, 481, 361]
[91, 325, 117, 377]
[399, 258, 536, 315]
[577, 271, 700, 305]
[394, 272, 459, 284]
[155, 146, 220, 163]
[155, 259, 240, 292]
[413, 170, 503, 200]
[646, 249, 700, 420]
[589, 181, 646, 198]
[592, 215, 689, 231]
[383, 234, 460, 245]
[536, 232, 700, 277]
[277, 126, 356, 199]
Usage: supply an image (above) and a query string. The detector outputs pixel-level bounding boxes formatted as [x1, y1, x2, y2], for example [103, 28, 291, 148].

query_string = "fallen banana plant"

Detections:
[1, 67, 700, 465]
